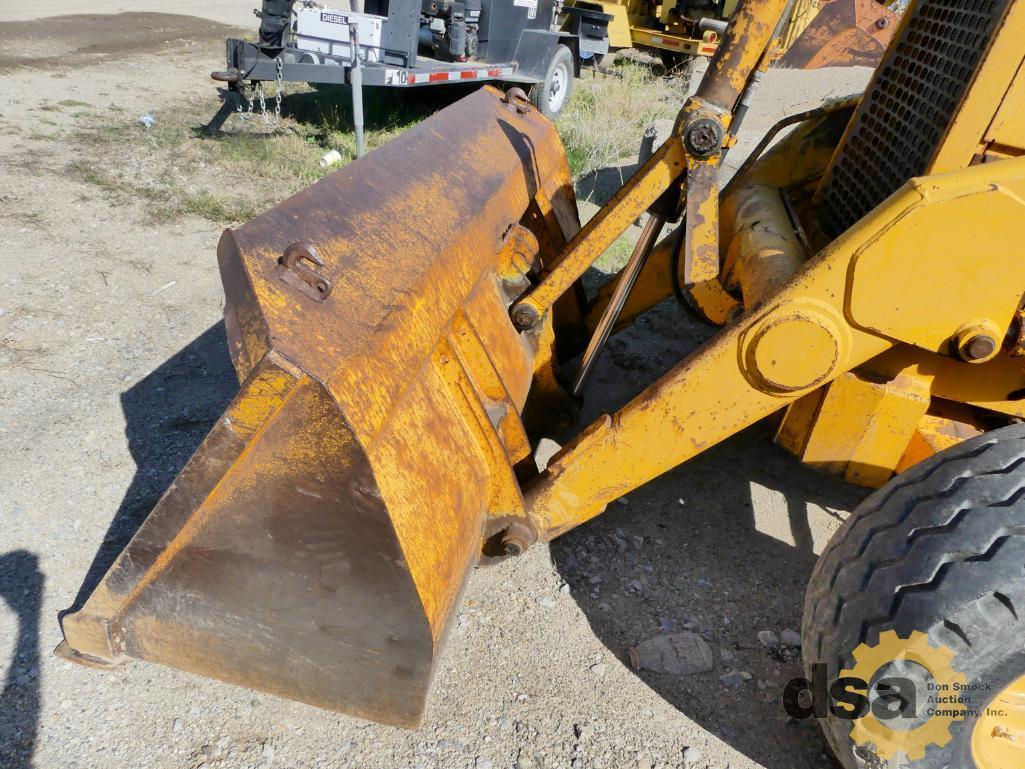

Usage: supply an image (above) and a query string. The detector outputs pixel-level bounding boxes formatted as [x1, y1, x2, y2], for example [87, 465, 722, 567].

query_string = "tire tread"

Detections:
[802, 424, 1025, 768]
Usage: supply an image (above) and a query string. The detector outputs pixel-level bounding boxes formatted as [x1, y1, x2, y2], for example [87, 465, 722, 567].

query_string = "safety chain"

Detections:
[235, 57, 284, 129]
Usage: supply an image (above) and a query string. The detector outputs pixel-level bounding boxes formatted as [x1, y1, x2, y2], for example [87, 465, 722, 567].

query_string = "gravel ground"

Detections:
[1, 10, 873, 769]
[0, 1, 255, 25]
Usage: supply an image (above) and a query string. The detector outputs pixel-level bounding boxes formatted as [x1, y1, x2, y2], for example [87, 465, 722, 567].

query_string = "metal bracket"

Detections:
[276, 242, 333, 302]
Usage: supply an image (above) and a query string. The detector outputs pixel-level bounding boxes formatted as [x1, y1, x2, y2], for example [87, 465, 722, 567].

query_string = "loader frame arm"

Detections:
[523, 157, 1025, 540]
[509, 0, 791, 330]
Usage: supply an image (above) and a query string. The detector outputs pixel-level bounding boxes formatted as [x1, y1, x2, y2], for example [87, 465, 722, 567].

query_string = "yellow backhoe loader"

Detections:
[58, 0, 1025, 765]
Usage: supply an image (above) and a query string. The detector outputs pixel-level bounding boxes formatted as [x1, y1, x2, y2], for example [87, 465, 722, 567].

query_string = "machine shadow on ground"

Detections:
[0, 550, 44, 769]
[575, 160, 641, 206]
[64, 284, 869, 769]
[62, 322, 238, 617]
[550, 298, 869, 769]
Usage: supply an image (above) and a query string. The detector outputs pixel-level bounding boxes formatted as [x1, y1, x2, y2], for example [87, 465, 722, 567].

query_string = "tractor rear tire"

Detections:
[529, 44, 574, 120]
[803, 423, 1025, 769]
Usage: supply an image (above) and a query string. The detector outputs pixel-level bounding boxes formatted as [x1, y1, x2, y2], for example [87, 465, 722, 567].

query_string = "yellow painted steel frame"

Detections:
[544, 0, 1025, 511]
[758, 0, 1025, 488]
[776, 367, 932, 489]
[778, 0, 819, 49]
[522, 157, 1025, 540]
[565, 0, 718, 56]
[629, 26, 719, 57]
[776, 340, 1025, 488]
[929, 0, 1025, 170]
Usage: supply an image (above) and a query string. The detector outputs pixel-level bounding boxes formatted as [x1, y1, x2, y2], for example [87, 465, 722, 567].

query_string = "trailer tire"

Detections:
[530, 44, 574, 119]
[802, 423, 1025, 769]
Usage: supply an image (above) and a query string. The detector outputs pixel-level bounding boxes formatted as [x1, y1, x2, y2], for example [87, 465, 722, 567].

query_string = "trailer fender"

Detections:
[512, 29, 568, 81]
[561, 34, 582, 77]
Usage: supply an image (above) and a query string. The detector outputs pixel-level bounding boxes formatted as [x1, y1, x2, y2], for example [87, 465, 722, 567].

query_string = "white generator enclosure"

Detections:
[295, 6, 386, 63]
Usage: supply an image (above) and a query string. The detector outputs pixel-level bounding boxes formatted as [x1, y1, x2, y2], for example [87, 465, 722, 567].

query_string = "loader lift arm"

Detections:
[523, 157, 1025, 539]
[502, 0, 1025, 545]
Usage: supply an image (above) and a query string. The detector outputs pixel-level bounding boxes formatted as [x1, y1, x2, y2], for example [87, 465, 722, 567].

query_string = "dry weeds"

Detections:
[67, 60, 684, 224]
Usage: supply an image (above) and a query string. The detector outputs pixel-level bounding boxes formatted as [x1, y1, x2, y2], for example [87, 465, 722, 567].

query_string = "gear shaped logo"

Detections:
[842, 629, 967, 761]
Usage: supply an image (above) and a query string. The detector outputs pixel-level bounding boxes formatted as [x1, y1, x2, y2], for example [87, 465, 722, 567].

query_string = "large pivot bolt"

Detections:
[500, 520, 537, 557]
[683, 117, 725, 158]
[511, 302, 541, 330]
[501, 532, 527, 557]
[955, 320, 1003, 363]
[742, 302, 848, 394]
[965, 335, 997, 360]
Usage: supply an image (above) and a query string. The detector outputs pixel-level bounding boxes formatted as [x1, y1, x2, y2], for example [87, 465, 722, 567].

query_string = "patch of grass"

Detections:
[203, 130, 327, 188]
[72, 161, 164, 203]
[75, 164, 132, 196]
[73, 121, 133, 146]
[71, 160, 256, 224]
[558, 58, 687, 178]
[593, 233, 638, 274]
[35, 99, 91, 113]
[67, 83, 456, 224]
[280, 83, 462, 160]
[0, 209, 44, 228]
[178, 191, 259, 223]
[66, 67, 678, 226]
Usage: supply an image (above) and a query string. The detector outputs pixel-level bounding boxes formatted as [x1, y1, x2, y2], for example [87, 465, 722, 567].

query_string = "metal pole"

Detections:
[571, 214, 665, 395]
[349, 22, 366, 158]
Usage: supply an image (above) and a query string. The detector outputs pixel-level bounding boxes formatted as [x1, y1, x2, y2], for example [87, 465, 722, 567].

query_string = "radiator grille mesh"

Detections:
[816, 0, 1011, 238]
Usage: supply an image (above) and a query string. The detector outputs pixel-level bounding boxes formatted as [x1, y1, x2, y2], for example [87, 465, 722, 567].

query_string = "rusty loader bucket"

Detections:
[58, 86, 580, 726]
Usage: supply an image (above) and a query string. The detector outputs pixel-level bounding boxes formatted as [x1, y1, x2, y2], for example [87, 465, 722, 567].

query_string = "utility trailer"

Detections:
[210, 0, 612, 141]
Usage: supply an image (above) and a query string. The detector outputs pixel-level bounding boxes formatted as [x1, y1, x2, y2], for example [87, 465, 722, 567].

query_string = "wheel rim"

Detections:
[972, 672, 1025, 768]
[548, 62, 569, 114]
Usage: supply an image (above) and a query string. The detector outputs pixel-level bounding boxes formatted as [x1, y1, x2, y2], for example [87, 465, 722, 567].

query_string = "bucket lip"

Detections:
[59, 364, 437, 727]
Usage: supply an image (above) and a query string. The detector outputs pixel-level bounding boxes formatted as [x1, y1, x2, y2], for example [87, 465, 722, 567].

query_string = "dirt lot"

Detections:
[0, 2, 255, 25]
[0, 10, 872, 769]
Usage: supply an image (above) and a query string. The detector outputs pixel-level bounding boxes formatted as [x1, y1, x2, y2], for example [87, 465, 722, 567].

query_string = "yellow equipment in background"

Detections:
[59, 0, 1025, 765]
[566, 0, 899, 70]
[564, 0, 737, 68]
